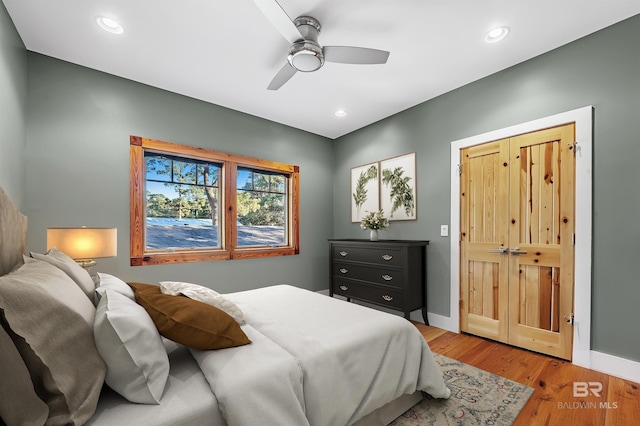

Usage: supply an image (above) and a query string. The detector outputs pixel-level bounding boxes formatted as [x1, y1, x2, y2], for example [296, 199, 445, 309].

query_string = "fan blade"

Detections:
[267, 63, 297, 90]
[324, 46, 390, 64]
[252, 0, 302, 43]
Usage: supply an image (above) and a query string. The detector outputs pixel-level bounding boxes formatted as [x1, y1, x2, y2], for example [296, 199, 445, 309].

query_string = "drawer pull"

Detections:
[339, 268, 349, 274]
[339, 251, 348, 257]
[382, 274, 393, 281]
[339, 285, 349, 291]
[382, 295, 393, 302]
[381, 254, 393, 261]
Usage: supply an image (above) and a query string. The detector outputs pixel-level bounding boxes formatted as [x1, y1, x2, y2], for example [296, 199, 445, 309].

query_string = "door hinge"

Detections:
[564, 313, 575, 326]
[573, 233, 576, 245]
[456, 163, 462, 176]
[567, 141, 579, 157]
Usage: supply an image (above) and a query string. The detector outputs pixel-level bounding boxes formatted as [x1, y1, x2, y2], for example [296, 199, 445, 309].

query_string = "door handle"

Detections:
[488, 247, 507, 254]
[510, 248, 527, 255]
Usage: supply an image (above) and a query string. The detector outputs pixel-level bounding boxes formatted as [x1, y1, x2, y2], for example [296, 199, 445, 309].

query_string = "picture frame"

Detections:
[380, 152, 417, 221]
[350, 162, 380, 222]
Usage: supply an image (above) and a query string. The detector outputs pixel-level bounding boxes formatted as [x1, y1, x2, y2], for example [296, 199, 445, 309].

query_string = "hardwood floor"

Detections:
[414, 323, 640, 425]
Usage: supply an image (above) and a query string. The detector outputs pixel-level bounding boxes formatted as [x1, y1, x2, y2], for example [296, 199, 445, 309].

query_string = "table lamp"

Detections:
[47, 226, 117, 276]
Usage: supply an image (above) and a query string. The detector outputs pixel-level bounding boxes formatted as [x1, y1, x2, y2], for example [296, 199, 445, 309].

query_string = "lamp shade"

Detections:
[47, 227, 117, 260]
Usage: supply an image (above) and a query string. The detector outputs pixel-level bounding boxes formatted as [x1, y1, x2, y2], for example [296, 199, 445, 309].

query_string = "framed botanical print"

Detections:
[380, 152, 417, 221]
[350, 162, 379, 222]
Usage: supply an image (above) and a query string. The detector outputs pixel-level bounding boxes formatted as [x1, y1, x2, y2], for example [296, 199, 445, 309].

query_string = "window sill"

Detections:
[131, 250, 230, 266]
[131, 246, 298, 266]
[232, 246, 299, 260]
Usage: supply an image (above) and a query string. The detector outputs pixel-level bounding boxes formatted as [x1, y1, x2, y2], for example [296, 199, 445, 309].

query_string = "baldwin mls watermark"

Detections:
[557, 382, 619, 410]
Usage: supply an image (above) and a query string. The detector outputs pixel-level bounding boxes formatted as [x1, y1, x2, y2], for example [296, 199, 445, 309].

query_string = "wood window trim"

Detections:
[130, 135, 300, 266]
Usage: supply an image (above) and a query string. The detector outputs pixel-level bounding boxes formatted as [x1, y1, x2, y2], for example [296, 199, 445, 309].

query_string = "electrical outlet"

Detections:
[440, 225, 449, 237]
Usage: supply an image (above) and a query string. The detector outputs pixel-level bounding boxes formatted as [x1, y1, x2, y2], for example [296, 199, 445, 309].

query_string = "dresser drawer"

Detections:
[332, 245, 402, 267]
[333, 263, 402, 288]
[334, 280, 403, 309]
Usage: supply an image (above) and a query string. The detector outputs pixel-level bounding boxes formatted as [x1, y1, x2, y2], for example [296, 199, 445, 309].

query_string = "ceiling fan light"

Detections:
[291, 52, 322, 72]
[485, 26, 510, 43]
[96, 16, 124, 35]
[288, 42, 324, 72]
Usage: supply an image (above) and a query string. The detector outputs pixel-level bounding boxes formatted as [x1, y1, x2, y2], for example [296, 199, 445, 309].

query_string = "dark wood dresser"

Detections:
[328, 239, 429, 323]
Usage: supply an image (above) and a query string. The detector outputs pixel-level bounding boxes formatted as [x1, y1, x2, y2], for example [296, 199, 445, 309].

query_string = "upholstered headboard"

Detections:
[0, 187, 27, 276]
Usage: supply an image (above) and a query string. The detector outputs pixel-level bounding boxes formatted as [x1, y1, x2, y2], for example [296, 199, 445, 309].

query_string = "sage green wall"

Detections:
[25, 54, 334, 293]
[334, 14, 640, 362]
[0, 1, 26, 207]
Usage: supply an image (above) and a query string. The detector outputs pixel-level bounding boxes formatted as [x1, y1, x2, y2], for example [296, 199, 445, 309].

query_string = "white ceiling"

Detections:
[4, 1, 640, 139]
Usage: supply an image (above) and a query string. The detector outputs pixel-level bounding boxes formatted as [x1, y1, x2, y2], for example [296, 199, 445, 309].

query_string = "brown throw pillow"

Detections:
[128, 282, 250, 350]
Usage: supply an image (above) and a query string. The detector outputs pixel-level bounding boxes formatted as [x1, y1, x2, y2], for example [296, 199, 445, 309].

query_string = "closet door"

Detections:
[507, 124, 575, 360]
[459, 139, 510, 343]
[460, 123, 576, 360]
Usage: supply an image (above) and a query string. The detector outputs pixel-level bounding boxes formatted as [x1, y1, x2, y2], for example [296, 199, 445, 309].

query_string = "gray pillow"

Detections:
[94, 289, 170, 404]
[30, 246, 96, 301]
[0, 321, 49, 426]
[0, 257, 106, 425]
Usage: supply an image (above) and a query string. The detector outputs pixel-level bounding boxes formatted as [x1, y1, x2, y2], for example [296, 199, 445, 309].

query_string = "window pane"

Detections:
[173, 161, 196, 184]
[271, 175, 285, 193]
[253, 173, 270, 191]
[237, 169, 253, 190]
[145, 180, 221, 251]
[145, 156, 172, 182]
[237, 189, 287, 247]
[197, 164, 220, 187]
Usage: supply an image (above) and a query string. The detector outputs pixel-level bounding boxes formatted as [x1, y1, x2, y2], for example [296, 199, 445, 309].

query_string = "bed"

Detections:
[0, 186, 450, 426]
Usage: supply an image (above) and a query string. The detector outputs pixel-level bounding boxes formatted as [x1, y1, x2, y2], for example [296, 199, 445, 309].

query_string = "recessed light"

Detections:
[484, 26, 510, 43]
[334, 109, 347, 117]
[95, 16, 124, 35]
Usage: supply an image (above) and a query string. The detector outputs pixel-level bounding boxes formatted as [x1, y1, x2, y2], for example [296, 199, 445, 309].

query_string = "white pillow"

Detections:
[30, 247, 95, 302]
[159, 281, 245, 325]
[95, 273, 135, 303]
[94, 289, 169, 404]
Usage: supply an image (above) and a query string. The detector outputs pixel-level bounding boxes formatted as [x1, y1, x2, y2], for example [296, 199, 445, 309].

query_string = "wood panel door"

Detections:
[460, 123, 575, 360]
[459, 139, 510, 343]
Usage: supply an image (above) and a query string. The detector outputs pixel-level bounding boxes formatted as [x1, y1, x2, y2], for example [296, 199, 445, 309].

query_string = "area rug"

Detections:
[389, 354, 534, 425]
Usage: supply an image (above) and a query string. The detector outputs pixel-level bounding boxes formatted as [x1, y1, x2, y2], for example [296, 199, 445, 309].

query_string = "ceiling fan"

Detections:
[252, 0, 390, 90]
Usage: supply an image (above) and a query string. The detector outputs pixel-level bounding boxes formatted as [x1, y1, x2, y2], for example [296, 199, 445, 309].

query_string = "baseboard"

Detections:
[426, 312, 458, 333]
[590, 350, 640, 384]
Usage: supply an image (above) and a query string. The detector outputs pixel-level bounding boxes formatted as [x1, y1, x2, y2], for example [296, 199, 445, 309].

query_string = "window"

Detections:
[236, 167, 288, 247]
[145, 153, 222, 250]
[130, 136, 300, 266]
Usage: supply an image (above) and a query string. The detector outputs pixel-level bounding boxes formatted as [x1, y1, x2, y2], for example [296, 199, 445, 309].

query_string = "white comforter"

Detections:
[190, 285, 450, 426]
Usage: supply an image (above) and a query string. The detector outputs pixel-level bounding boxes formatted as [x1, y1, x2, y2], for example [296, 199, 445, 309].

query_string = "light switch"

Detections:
[440, 225, 449, 237]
